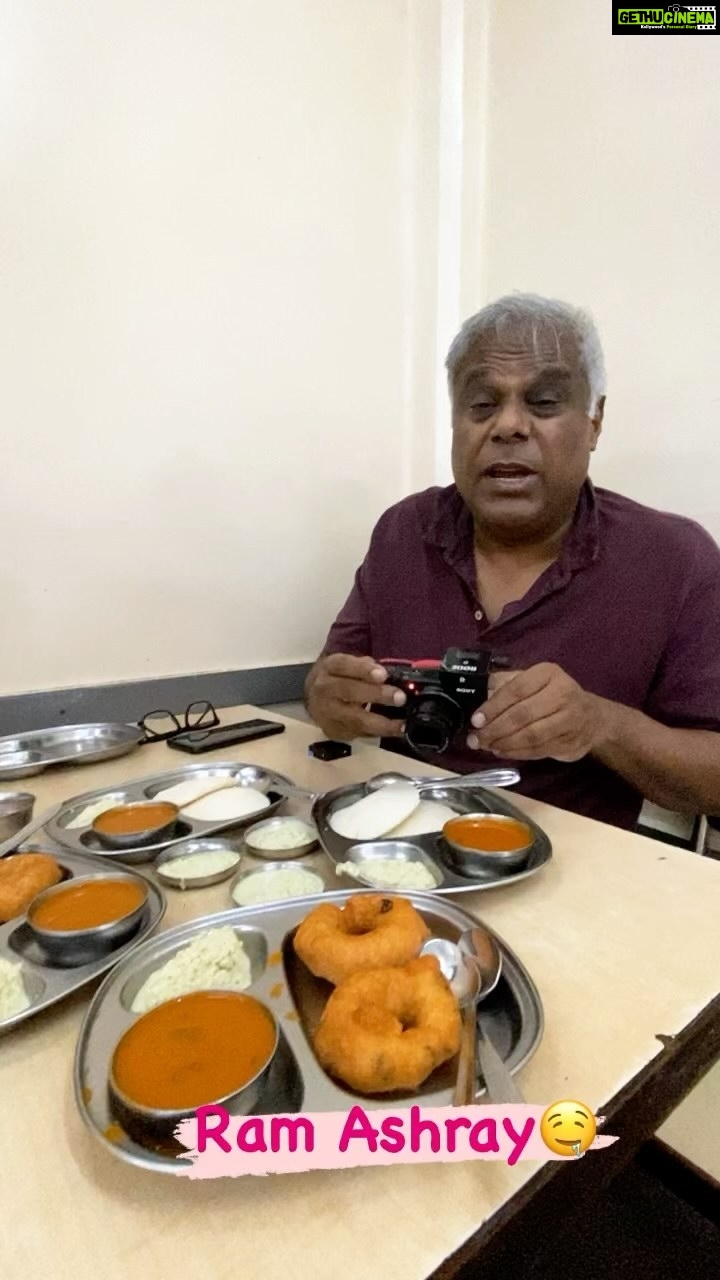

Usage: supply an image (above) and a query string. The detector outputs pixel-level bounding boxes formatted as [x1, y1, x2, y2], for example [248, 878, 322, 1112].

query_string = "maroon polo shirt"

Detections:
[322, 481, 720, 829]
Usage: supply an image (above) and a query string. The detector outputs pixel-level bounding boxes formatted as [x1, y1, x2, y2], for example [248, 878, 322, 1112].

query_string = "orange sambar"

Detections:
[443, 814, 532, 853]
[32, 879, 146, 931]
[94, 802, 177, 837]
[112, 991, 277, 1111]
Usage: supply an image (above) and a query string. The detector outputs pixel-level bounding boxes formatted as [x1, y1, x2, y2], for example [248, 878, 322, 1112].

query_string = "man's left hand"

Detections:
[467, 663, 609, 762]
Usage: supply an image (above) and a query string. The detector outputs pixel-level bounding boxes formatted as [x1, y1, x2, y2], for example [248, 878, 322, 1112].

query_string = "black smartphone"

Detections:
[167, 719, 286, 754]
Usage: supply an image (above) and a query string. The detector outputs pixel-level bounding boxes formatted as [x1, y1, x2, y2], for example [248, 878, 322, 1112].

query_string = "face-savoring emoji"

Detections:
[540, 1099, 597, 1157]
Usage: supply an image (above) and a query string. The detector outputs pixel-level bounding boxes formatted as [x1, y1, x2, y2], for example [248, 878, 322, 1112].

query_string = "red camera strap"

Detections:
[379, 658, 441, 669]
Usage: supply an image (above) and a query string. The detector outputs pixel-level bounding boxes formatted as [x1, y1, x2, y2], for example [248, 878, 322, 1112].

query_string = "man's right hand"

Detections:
[304, 654, 407, 741]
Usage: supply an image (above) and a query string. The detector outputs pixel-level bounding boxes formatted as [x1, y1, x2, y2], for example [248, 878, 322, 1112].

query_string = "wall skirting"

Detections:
[0, 664, 312, 735]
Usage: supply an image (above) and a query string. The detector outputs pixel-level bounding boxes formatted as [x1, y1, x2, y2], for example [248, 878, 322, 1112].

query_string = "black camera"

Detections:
[373, 647, 508, 755]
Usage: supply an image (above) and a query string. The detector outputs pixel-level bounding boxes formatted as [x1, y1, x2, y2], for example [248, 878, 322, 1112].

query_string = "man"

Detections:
[305, 294, 720, 829]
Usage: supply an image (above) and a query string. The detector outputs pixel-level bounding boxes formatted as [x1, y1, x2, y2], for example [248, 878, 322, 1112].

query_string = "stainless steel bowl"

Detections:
[0, 791, 35, 842]
[108, 991, 279, 1146]
[243, 816, 318, 860]
[336, 840, 443, 890]
[27, 872, 149, 965]
[92, 802, 180, 851]
[229, 861, 326, 906]
[154, 839, 243, 889]
[442, 812, 533, 877]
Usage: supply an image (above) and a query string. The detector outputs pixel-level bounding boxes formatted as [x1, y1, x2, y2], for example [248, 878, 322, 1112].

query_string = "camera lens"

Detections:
[405, 693, 463, 755]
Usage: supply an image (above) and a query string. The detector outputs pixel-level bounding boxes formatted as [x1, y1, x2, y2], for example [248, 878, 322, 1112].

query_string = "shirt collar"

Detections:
[423, 479, 601, 575]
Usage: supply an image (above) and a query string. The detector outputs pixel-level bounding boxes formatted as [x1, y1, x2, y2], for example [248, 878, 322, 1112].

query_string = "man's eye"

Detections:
[529, 397, 560, 411]
[470, 401, 495, 414]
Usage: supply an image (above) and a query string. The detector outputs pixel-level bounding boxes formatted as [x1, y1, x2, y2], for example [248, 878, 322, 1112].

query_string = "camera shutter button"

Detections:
[474, 609, 484, 621]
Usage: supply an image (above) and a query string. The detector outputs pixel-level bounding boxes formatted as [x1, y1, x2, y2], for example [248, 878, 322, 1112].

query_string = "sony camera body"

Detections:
[374, 647, 507, 755]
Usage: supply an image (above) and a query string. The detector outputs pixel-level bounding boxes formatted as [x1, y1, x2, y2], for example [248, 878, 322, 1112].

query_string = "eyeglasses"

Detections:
[138, 699, 220, 744]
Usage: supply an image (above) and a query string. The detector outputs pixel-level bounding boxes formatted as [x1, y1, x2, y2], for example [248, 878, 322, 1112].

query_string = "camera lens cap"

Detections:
[308, 740, 352, 761]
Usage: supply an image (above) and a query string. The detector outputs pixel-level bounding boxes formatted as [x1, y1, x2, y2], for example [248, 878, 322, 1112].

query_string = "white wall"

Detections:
[468, 0, 720, 539]
[0, 0, 444, 694]
[444, 3, 720, 1177]
[3, 0, 719, 698]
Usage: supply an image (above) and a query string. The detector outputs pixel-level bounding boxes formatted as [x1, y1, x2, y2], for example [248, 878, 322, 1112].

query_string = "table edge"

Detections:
[429, 989, 720, 1279]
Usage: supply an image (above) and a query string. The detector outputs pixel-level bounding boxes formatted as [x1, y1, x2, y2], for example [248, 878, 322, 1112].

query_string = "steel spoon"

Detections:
[270, 767, 520, 807]
[422, 931, 525, 1105]
[459, 926, 504, 994]
[460, 928, 525, 1104]
[0, 804, 61, 858]
[422, 937, 480, 1106]
[367, 768, 521, 793]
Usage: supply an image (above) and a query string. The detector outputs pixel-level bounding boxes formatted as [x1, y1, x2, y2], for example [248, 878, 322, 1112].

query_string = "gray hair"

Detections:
[445, 293, 606, 413]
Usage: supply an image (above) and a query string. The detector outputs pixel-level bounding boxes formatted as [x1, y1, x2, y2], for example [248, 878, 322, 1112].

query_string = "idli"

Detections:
[390, 800, 458, 837]
[66, 798, 117, 829]
[154, 777, 236, 808]
[328, 782, 419, 841]
[183, 786, 271, 823]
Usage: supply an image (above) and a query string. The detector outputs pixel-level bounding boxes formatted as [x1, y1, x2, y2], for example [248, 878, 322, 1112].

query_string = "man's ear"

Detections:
[590, 396, 605, 451]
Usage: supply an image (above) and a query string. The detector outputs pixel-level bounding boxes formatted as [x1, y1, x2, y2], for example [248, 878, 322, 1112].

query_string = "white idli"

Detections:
[154, 776, 236, 808]
[389, 800, 458, 837]
[0, 957, 30, 1020]
[66, 798, 116, 829]
[183, 786, 271, 823]
[328, 782, 419, 841]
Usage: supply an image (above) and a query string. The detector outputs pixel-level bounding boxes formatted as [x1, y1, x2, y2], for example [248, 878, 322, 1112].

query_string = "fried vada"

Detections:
[314, 954, 461, 1093]
[293, 894, 430, 986]
[0, 853, 64, 923]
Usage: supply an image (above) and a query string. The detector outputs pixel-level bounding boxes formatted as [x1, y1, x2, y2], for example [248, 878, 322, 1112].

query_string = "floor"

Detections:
[517, 1148, 720, 1280]
[657, 1070, 720, 1182]
[269, 700, 720, 1185]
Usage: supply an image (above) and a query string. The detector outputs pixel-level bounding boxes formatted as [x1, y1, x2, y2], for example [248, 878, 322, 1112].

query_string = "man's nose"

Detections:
[490, 398, 530, 440]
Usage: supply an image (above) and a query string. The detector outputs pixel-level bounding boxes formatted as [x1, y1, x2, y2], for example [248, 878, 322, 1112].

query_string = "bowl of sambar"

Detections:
[108, 990, 279, 1144]
[442, 813, 533, 876]
[27, 873, 149, 964]
[92, 801, 179, 850]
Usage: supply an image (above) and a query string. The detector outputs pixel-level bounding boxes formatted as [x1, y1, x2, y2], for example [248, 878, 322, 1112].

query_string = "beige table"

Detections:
[3, 706, 720, 1280]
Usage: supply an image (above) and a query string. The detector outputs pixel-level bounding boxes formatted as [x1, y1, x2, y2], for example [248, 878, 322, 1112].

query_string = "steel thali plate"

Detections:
[0, 848, 165, 1035]
[0, 723, 144, 780]
[313, 781, 552, 895]
[45, 761, 296, 864]
[74, 889, 544, 1173]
